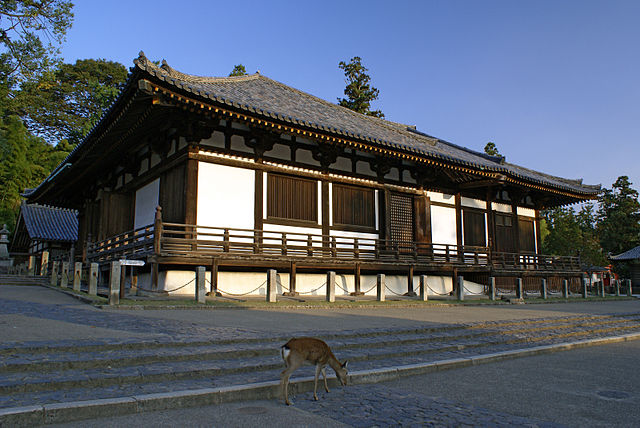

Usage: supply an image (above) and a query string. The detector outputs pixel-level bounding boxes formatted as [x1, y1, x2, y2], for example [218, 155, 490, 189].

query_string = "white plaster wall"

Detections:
[141, 271, 462, 297]
[492, 202, 512, 214]
[134, 179, 159, 230]
[431, 205, 457, 246]
[197, 162, 254, 230]
[461, 197, 486, 210]
[517, 207, 536, 218]
[427, 191, 455, 205]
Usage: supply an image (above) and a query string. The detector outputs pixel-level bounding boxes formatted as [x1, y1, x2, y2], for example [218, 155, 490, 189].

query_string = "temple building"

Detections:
[24, 52, 599, 296]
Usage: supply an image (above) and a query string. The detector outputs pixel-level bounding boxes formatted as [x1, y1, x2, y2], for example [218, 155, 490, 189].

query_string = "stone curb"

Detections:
[2, 332, 639, 426]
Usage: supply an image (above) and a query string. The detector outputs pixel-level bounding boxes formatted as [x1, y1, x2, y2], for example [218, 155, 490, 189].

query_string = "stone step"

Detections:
[1, 317, 639, 398]
[3, 313, 637, 374]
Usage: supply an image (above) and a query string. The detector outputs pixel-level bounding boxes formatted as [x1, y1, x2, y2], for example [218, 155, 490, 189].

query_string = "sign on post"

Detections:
[119, 259, 145, 266]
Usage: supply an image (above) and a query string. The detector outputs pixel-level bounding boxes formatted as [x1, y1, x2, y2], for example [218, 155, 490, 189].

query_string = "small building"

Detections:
[23, 52, 599, 296]
[610, 246, 640, 291]
[10, 203, 78, 273]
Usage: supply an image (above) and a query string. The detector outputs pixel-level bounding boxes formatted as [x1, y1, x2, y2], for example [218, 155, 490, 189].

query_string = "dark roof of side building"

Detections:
[611, 246, 640, 261]
[20, 203, 78, 242]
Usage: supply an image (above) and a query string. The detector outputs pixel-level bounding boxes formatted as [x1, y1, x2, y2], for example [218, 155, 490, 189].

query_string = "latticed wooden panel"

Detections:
[390, 193, 413, 243]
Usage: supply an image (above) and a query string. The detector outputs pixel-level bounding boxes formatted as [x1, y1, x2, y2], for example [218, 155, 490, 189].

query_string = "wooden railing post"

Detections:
[223, 229, 230, 252]
[281, 233, 287, 256]
[153, 206, 163, 255]
[307, 235, 313, 257]
[354, 238, 359, 259]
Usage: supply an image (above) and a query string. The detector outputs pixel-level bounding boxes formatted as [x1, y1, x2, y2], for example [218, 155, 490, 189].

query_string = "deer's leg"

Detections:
[280, 366, 297, 405]
[322, 367, 329, 392]
[313, 364, 322, 400]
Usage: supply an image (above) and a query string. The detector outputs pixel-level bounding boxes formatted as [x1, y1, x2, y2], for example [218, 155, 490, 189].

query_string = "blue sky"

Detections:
[60, 0, 640, 193]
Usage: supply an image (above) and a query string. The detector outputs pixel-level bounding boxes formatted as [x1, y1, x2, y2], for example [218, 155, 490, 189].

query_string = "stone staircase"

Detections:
[0, 274, 49, 286]
[1, 312, 640, 410]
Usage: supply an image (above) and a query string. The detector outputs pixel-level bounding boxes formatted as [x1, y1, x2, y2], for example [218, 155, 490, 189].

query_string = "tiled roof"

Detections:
[132, 53, 600, 196]
[611, 246, 640, 261]
[20, 204, 78, 242]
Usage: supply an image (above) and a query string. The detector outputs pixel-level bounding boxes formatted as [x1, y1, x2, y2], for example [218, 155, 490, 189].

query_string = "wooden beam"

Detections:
[458, 176, 506, 190]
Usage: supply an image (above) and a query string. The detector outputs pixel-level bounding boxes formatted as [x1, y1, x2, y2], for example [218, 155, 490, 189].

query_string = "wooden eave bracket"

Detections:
[459, 175, 507, 190]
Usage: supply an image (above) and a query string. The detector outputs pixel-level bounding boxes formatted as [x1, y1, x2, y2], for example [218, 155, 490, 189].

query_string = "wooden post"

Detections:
[516, 278, 523, 300]
[562, 279, 569, 298]
[89, 263, 98, 296]
[419, 275, 428, 301]
[457, 275, 464, 301]
[267, 269, 277, 302]
[377, 274, 385, 302]
[489, 276, 496, 301]
[40, 251, 49, 276]
[120, 263, 127, 298]
[153, 205, 163, 255]
[209, 258, 219, 296]
[351, 263, 363, 296]
[73, 262, 82, 292]
[581, 277, 588, 299]
[326, 271, 335, 303]
[404, 265, 416, 297]
[109, 261, 121, 306]
[50, 262, 59, 286]
[626, 279, 632, 297]
[284, 261, 298, 296]
[196, 266, 206, 303]
[61, 262, 69, 288]
[541, 278, 548, 300]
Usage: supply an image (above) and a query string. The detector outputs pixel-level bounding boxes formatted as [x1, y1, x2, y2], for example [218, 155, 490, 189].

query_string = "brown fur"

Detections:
[280, 337, 348, 405]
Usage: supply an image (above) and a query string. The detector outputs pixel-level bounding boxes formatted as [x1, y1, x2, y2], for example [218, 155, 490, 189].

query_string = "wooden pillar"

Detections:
[321, 180, 330, 238]
[455, 192, 463, 261]
[284, 261, 298, 296]
[489, 276, 496, 300]
[486, 187, 495, 252]
[254, 170, 264, 252]
[511, 193, 521, 257]
[534, 209, 542, 254]
[404, 265, 416, 296]
[209, 258, 219, 296]
[185, 158, 198, 226]
[120, 263, 127, 298]
[351, 263, 363, 296]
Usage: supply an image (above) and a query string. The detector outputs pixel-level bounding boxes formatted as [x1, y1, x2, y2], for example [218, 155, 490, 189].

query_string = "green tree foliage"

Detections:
[0, 115, 69, 229]
[338, 56, 384, 118]
[17, 58, 128, 144]
[484, 142, 500, 156]
[597, 176, 640, 256]
[228, 64, 247, 76]
[0, 0, 74, 81]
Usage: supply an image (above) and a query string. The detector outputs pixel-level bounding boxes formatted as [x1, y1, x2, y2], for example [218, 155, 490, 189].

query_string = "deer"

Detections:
[280, 337, 349, 405]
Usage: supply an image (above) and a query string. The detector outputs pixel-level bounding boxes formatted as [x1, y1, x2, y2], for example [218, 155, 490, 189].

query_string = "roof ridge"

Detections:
[135, 51, 261, 84]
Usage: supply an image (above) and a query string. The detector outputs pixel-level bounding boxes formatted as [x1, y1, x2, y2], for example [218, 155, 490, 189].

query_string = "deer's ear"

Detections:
[342, 361, 348, 369]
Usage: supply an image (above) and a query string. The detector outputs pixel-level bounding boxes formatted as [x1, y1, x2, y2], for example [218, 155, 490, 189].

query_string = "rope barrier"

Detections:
[137, 278, 195, 294]
[297, 282, 327, 295]
[363, 282, 377, 294]
[462, 285, 487, 296]
[335, 282, 350, 293]
[426, 284, 451, 296]
[384, 284, 405, 296]
[205, 278, 266, 297]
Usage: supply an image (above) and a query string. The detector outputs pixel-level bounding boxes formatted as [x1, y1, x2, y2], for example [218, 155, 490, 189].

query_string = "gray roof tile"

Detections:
[21, 204, 78, 242]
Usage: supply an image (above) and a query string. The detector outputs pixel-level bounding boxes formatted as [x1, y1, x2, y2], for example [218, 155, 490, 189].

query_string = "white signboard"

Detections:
[119, 259, 145, 266]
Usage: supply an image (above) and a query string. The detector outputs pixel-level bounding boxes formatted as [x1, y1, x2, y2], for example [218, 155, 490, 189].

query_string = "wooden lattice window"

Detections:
[463, 209, 486, 247]
[267, 173, 318, 223]
[389, 192, 413, 243]
[332, 184, 375, 229]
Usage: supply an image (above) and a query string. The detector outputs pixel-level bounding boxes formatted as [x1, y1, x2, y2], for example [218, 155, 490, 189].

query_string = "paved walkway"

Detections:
[2, 282, 640, 426]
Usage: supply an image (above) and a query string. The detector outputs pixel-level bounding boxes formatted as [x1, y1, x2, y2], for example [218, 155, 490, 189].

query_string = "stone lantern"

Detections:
[0, 224, 12, 272]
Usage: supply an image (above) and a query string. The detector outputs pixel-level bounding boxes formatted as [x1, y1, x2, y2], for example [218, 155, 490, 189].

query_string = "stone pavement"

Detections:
[1, 281, 640, 426]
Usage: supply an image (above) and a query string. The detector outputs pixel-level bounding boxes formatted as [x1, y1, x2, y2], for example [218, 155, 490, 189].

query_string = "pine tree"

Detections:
[337, 57, 384, 118]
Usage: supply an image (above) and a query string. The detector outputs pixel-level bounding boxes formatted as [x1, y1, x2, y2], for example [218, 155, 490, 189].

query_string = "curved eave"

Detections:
[140, 75, 599, 201]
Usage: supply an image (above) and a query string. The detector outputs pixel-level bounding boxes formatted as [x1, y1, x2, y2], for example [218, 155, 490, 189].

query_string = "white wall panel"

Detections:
[197, 162, 254, 229]
[134, 179, 159, 230]
[431, 205, 457, 245]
